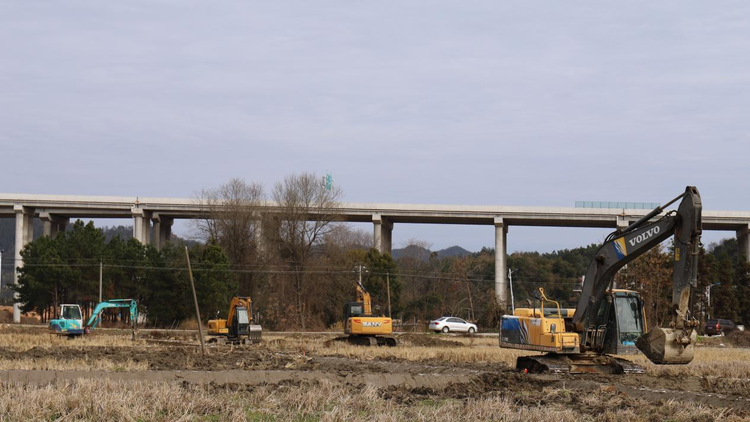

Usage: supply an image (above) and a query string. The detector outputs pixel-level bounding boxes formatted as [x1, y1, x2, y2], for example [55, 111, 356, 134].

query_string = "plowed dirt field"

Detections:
[1, 325, 749, 421]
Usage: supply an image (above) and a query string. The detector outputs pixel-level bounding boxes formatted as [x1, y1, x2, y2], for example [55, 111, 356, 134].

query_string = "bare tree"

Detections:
[194, 178, 265, 294]
[397, 238, 434, 315]
[268, 172, 342, 329]
[323, 225, 372, 252]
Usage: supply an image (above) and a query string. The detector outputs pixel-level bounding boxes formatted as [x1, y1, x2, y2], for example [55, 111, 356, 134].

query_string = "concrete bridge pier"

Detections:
[151, 214, 173, 250]
[737, 224, 750, 261]
[13, 205, 34, 323]
[494, 217, 508, 311]
[39, 211, 69, 237]
[372, 214, 393, 255]
[254, 217, 265, 255]
[132, 208, 152, 245]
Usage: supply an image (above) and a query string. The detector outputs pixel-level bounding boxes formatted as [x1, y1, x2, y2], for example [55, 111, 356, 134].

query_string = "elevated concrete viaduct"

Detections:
[3, 193, 750, 323]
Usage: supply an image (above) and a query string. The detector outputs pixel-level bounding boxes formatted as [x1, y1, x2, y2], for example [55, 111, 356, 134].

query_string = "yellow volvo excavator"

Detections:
[207, 296, 262, 344]
[500, 186, 702, 373]
[334, 277, 397, 347]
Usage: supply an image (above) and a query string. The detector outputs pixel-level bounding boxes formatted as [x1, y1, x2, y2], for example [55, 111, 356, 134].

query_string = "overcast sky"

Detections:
[2, 1, 749, 252]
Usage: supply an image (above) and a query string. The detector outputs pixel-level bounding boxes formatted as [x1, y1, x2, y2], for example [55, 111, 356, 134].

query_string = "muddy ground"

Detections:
[2, 326, 750, 419]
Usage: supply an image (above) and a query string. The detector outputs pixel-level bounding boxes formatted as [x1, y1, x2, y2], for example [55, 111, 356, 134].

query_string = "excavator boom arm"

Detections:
[573, 187, 701, 331]
[86, 299, 138, 331]
[356, 281, 372, 316]
[572, 216, 676, 330]
[571, 186, 701, 364]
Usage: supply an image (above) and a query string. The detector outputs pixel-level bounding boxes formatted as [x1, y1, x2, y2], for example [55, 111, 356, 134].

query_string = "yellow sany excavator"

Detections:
[207, 296, 262, 344]
[500, 186, 702, 373]
[334, 275, 397, 347]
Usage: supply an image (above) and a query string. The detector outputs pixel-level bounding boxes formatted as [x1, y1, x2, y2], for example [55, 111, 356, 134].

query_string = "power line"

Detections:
[11, 260, 584, 286]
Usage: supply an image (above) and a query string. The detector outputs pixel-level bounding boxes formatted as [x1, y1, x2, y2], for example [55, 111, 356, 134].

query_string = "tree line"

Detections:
[14, 220, 235, 326]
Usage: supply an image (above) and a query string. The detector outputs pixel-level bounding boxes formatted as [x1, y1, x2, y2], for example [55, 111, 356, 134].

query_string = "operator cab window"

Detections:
[349, 304, 364, 317]
[614, 295, 644, 345]
[237, 309, 249, 325]
[63, 306, 82, 320]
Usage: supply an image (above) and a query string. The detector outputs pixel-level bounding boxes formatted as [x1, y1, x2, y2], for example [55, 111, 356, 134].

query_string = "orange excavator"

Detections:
[207, 296, 262, 344]
[334, 275, 396, 347]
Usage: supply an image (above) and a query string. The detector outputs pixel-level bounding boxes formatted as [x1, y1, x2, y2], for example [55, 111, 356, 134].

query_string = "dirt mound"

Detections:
[380, 371, 550, 404]
[139, 330, 199, 341]
[0, 310, 12, 323]
[727, 331, 750, 347]
[0, 309, 41, 324]
[397, 333, 464, 348]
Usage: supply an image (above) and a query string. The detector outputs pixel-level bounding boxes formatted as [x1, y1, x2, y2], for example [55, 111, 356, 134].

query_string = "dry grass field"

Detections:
[1, 325, 750, 421]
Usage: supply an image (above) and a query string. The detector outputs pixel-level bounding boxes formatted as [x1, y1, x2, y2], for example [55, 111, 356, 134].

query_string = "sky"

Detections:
[2, 1, 749, 252]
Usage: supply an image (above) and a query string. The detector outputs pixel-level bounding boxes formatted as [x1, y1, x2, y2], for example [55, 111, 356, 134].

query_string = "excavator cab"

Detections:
[49, 304, 85, 335]
[343, 302, 365, 334]
[344, 302, 364, 317]
[229, 305, 250, 338]
[588, 290, 647, 355]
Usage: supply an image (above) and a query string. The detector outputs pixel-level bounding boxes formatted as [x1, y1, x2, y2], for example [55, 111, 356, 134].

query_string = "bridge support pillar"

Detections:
[738, 224, 750, 261]
[39, 211, 69, 238]
[372, 214, 393, 256]
[152, 214, 173, 250]
[13, 205, 34, 323]
[616, 216, 630, 232]
[254, 216, 265, 255]
[132, 208, 152, 245]
[494, 217, 508, 311]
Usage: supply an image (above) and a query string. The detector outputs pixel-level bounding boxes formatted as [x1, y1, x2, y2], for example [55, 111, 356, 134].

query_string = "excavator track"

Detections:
[207, 325, 262, 345]
[517, 353, 644, 374]
[329, 335, 397, 347]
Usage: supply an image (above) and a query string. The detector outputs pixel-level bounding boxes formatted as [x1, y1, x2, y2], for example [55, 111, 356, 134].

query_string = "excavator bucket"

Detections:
[636, 327, 696, 364]
[248, 324, 263, 343]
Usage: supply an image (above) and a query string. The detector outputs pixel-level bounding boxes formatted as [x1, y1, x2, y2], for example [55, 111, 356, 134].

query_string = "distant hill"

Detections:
[391, 245, 471, 261]
[0, 220, 197, 255]
[436, 245, 472, 258]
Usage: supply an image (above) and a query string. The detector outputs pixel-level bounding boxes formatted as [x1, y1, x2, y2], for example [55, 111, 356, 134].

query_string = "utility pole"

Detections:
[0, 249, 3, 291]
[465, 279, 475, 321]
[185, 247, 206, 356]
[508, 268, 516, 314]
[99, 261, 103, 303]
[386, 272, 391, 318]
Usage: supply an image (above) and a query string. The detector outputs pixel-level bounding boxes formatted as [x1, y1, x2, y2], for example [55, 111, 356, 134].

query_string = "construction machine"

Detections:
[50, 299, 138, 338]
[334, 277, 396, 347]
[207, 297, 262, 344]
[49, 304, 85, 335]
[500, 186, 702, 373]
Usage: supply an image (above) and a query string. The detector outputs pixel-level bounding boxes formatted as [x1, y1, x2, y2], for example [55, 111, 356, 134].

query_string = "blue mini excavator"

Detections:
[49, 299, 138, 337]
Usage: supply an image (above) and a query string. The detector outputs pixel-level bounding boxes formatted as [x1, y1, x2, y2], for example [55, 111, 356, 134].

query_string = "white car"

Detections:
[428, 316, 477, 334]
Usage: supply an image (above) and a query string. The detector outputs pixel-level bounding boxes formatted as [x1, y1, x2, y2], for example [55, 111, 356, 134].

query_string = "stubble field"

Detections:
[1, 325, 749, 421]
